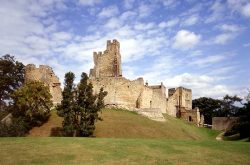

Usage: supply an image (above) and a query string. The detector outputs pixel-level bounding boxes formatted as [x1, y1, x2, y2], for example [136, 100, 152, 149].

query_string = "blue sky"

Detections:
[0, 0, 250, 99]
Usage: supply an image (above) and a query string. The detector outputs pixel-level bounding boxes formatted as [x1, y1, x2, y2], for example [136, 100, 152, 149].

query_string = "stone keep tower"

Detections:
[90, 39, 122, 78]
[25, 64, 62, 105]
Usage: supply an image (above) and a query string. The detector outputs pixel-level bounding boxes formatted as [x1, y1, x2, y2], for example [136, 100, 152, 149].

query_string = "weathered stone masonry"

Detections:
[25, 64, 62, 105]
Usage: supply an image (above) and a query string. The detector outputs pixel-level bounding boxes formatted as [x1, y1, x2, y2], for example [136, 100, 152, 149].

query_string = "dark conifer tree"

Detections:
[57, 72, 76, 136]
[58, 72, 107, 137]
[77, 72, 107, 136]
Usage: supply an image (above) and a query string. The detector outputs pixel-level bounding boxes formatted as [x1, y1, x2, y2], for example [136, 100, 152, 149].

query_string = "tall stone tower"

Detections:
[89, 39, 122, 78]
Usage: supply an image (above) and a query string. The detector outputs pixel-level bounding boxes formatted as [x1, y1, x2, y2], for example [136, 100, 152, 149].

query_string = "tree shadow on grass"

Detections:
[50, 127, 64, 137]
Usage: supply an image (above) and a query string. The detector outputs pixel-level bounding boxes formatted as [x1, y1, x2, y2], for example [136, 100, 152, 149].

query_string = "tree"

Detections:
[57, 72, 76, 136]
[76, 73, 107, 137]
[0, 55, 25, 108]
[225, 92, 250, 139]
[57, 72, 107, 137]
[11, 81, 53, 128]
[218, 95, 242, 117]
[192, 97, 221, 124]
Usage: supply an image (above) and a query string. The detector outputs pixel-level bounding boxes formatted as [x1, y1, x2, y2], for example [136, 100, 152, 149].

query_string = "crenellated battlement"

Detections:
[90, 39, 122, 78]
[106, 39, 120, 52]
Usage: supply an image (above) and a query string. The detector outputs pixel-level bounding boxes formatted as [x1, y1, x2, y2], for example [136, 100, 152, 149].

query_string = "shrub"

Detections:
[0, 118, 28, 137]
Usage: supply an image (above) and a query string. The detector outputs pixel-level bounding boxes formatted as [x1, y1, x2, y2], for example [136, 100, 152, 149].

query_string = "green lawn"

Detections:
[0, 137, 249, 165]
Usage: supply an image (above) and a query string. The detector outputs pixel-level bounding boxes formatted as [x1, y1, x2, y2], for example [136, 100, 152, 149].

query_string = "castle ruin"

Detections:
[25, 64, 62, 105]
[24, 39, 202, 124]
[89, 39, 202, 124]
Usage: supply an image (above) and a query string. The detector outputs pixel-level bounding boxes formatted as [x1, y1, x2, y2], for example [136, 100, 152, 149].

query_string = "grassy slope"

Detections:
[94, 109, 218, 140]
[0, 137, 250, 165]
[29, 109, 218, 140]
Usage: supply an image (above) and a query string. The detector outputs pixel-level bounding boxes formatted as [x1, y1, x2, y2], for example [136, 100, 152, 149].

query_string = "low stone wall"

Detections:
[1, 113, 12, 125]
[212, 117, 240, 131]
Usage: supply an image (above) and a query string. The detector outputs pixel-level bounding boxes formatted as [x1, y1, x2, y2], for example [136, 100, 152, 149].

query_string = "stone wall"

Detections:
[212, 117, 240, 131]
[180, 107, 202, 126]
[167, 87, 192, 116]
[25, 64, 62, 105]
[90, 77, 167, 113]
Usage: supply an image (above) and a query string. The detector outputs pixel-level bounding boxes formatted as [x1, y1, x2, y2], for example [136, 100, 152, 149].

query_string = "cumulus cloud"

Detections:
[163, 73, 233, 98]
[159, 18, 179, 28]
[160, 0, 180, 8]
[190, 55, 226, 66]
[182, 15, 199, 26]
[78, 0, 101, 6]
[242, 3, 250, 17]
[172, 30, 201, 50]
[104, 17, 123, 29]
[205, 0, 225, 23]
[214, 33, 235, 44]
[138, 2, 154, 18]
[123, 0, 135, 9]
[98, 5, 119, 18]
[219, 24, 242, 32]
[134, 22, 155, 30]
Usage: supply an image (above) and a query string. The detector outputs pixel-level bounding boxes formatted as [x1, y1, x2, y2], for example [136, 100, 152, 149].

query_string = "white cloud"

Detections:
[138, 3, 154, 18]
[98, 5, 119, 18]
[163, 73, 233, 98]
[214, 33, 235, 44]
[190, 55, 226, 66]
[172, 30, 201, 50]
[205, 0, 225, 23]
[160, 0, 179, 8]
[183, 15, 199, 26]
[120, 11, 137, 21]
[227, 1, 250, 18]
[242, 3, 250, 17]
[78, 0, 101, 6]
[134, 22, 155, 30]
[219, 24, 242, 32]
[104, 17, 123, 29]
[189, 50, 202, 57]
[159, 18, 179, 28]
[123, 0, 135, 9]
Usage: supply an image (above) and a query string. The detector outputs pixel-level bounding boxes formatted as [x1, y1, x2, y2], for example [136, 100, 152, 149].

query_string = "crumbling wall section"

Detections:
[25, 64, 62, 105]
[90, 39, 122, 78]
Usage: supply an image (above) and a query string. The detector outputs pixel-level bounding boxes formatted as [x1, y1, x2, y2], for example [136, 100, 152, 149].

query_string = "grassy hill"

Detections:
[29, 108, 218, 140]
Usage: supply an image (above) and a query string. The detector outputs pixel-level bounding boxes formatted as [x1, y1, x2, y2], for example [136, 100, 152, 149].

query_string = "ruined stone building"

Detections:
[24, 39, 202, 124]
[89, 39, 202, 124]
[25, 64, 62, 105]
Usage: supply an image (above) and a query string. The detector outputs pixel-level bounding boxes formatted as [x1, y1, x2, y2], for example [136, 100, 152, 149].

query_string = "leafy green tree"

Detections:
[225, 93, 250, 139]
[218, 95, 242, 117]
[57, 72, 76, 136]
[0, 55, 25, 108]
[11, 81, 52, 127]
[192, 97, 221, 124]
